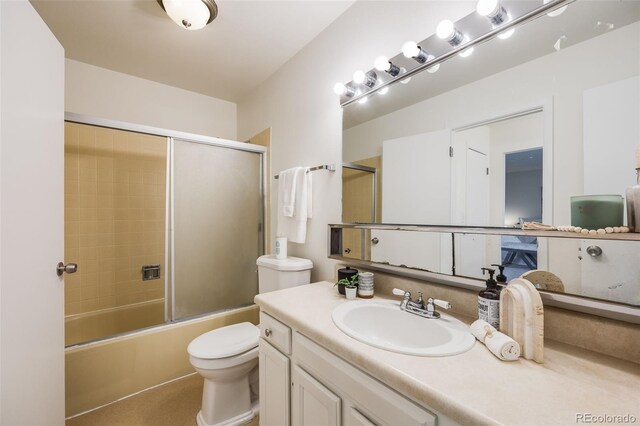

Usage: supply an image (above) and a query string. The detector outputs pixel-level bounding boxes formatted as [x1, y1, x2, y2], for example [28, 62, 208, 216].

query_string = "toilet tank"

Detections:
[256, 255, 313, 294]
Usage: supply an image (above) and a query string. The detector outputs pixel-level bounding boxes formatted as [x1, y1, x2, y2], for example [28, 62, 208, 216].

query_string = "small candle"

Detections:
[636, 145, 640, 169]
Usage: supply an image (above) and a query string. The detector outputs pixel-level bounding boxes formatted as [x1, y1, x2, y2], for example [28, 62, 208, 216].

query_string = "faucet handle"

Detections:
[432, 299, 452, 310]
[392, 288, 408, 297]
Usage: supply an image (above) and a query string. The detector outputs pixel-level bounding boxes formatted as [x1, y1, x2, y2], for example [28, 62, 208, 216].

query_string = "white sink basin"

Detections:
[332, 299, 475, 357]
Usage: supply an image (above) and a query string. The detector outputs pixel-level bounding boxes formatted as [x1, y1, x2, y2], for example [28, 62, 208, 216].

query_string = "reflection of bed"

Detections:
[502, 242, 537, 268]
[501, 235, 538, 268]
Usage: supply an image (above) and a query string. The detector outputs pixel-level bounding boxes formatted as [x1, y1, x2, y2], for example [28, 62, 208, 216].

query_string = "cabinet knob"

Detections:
[265, 328, 272, 337]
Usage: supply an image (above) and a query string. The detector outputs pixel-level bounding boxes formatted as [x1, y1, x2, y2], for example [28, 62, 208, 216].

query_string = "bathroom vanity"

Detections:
[256, 282, 640, 426]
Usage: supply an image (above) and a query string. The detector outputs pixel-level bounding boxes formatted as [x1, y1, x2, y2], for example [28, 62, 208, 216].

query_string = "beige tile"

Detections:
[78, 208, 98, 221]
[78, 195, 97, 209]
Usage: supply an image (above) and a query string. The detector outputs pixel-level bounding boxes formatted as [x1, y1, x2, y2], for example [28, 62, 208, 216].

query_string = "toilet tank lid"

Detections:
[256, 255, 313, 271]
[188, 322, 259, 359]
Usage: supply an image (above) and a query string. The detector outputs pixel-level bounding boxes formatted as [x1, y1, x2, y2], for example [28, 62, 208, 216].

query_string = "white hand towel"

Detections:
[277, 167, 311, 243]
[278, 167, 300, 217]
[471, 319, 520, 361]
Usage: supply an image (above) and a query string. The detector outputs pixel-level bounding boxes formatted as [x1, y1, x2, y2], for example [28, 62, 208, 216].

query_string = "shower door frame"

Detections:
[64, 112, 267, 336]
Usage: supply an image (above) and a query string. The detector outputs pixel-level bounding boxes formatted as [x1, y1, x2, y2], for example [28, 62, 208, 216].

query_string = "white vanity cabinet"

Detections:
[259, 312, 292, 426]
[259, 311, 446, 426]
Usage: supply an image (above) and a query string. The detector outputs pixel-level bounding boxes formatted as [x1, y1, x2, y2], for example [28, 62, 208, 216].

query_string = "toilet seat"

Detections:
[188, 322, 259, 370]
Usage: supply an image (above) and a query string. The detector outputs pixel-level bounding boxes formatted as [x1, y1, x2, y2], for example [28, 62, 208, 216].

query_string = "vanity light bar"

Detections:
[336, 0, 576, 107]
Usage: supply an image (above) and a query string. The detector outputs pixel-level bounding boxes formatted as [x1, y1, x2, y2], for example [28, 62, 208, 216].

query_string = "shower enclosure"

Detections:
[64, 117, 265, 346]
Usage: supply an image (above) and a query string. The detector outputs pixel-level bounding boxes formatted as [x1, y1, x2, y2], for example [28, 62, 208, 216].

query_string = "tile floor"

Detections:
[66, 374, 259, 426]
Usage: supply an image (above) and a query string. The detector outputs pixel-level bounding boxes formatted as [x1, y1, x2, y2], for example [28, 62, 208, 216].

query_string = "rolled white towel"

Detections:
[470, 319, 495, 343]
[471, 320, 520, 361]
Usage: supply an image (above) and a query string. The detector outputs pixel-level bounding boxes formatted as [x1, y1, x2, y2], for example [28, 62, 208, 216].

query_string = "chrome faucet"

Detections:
[392, 288, 452, 319]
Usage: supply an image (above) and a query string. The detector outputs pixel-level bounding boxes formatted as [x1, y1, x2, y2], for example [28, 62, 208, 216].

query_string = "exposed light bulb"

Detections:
[378, 87, 389, 95]
[353, 70, 366, 85]
[402, 41, 420, 59]
[333, 82, 354, 97]
[437, 19, 465, 46]
[458, 47, 474, 58]
[544, 0, 567, 17]
[358, 96, 368, 104]
[399, 67, 411, 84]
[436, 20, 455, 40]
[497, 28, 515, 39]
[333, 83, 346, 95]
[374, 56, 391, 72]
[374, 56, 400, 76]
[476, 0, 499, 17]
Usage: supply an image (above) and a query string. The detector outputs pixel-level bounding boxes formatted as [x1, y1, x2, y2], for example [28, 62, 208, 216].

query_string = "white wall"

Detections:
[237, 1, 475, 281]
[65, 59, 237, 139]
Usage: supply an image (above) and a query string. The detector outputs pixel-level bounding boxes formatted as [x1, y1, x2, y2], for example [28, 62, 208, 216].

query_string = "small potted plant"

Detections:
[336, 275, 358, 299]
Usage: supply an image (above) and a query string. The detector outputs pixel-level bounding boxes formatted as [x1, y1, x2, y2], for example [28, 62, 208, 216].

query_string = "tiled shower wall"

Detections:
[64, 122, 166, 317]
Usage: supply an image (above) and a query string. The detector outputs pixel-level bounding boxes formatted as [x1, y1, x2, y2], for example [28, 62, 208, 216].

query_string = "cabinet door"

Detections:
[260, 339, 290, 426]
[292, 365, 341, 426]
[347, 407, 377, 426]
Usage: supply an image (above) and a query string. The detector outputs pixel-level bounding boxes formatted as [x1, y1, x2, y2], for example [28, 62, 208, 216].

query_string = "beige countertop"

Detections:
[255, 282, 640, 426]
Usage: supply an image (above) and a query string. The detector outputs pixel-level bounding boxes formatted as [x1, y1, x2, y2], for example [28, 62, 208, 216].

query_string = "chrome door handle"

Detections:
[57, 262, 78, 276]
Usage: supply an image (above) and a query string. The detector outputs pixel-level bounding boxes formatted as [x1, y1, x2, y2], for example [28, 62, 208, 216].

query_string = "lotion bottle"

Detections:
[479, 267, 500, 328]
[491, 263, 507, 291]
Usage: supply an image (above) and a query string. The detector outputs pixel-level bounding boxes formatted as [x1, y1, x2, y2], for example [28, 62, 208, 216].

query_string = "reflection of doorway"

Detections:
[501, 148, 543, 280]
[451, 109, 547, 280]
[342, 160, 378, 260]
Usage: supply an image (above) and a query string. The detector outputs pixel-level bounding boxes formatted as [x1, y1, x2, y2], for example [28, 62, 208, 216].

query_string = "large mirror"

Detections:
[341, 1, 640, 306]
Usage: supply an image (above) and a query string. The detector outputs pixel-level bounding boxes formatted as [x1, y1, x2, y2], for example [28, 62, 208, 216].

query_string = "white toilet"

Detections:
[188, 255, 313, 426]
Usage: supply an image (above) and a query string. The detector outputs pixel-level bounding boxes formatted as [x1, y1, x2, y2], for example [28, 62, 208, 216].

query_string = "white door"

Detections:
[581, 76, 640, 304]
[292, 365, 341, 426]
[259, 339, 291, 426]
[451, 127, 491, 277]
[0, 2, 65, 424]
[372, 130, 451, 272]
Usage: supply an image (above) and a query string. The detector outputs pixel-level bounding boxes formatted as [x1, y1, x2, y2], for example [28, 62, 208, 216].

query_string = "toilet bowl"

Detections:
[188, 322, 260, 426]
[188, 255, 313, 426]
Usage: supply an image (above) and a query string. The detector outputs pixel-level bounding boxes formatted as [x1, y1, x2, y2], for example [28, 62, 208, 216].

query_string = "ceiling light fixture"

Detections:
[157, 0, 218, 30]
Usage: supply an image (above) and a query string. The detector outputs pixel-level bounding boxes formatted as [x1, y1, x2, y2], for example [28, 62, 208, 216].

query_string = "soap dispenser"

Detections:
[491, 263, 507, 290]
[479, 267, 500, 328]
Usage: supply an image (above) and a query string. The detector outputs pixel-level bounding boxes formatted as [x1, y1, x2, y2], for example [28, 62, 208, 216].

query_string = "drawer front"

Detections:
[260, 311, 292, 355]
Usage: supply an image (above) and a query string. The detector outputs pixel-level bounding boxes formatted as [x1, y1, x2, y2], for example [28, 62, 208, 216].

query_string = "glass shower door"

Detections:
[172, 139, 263, 320]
